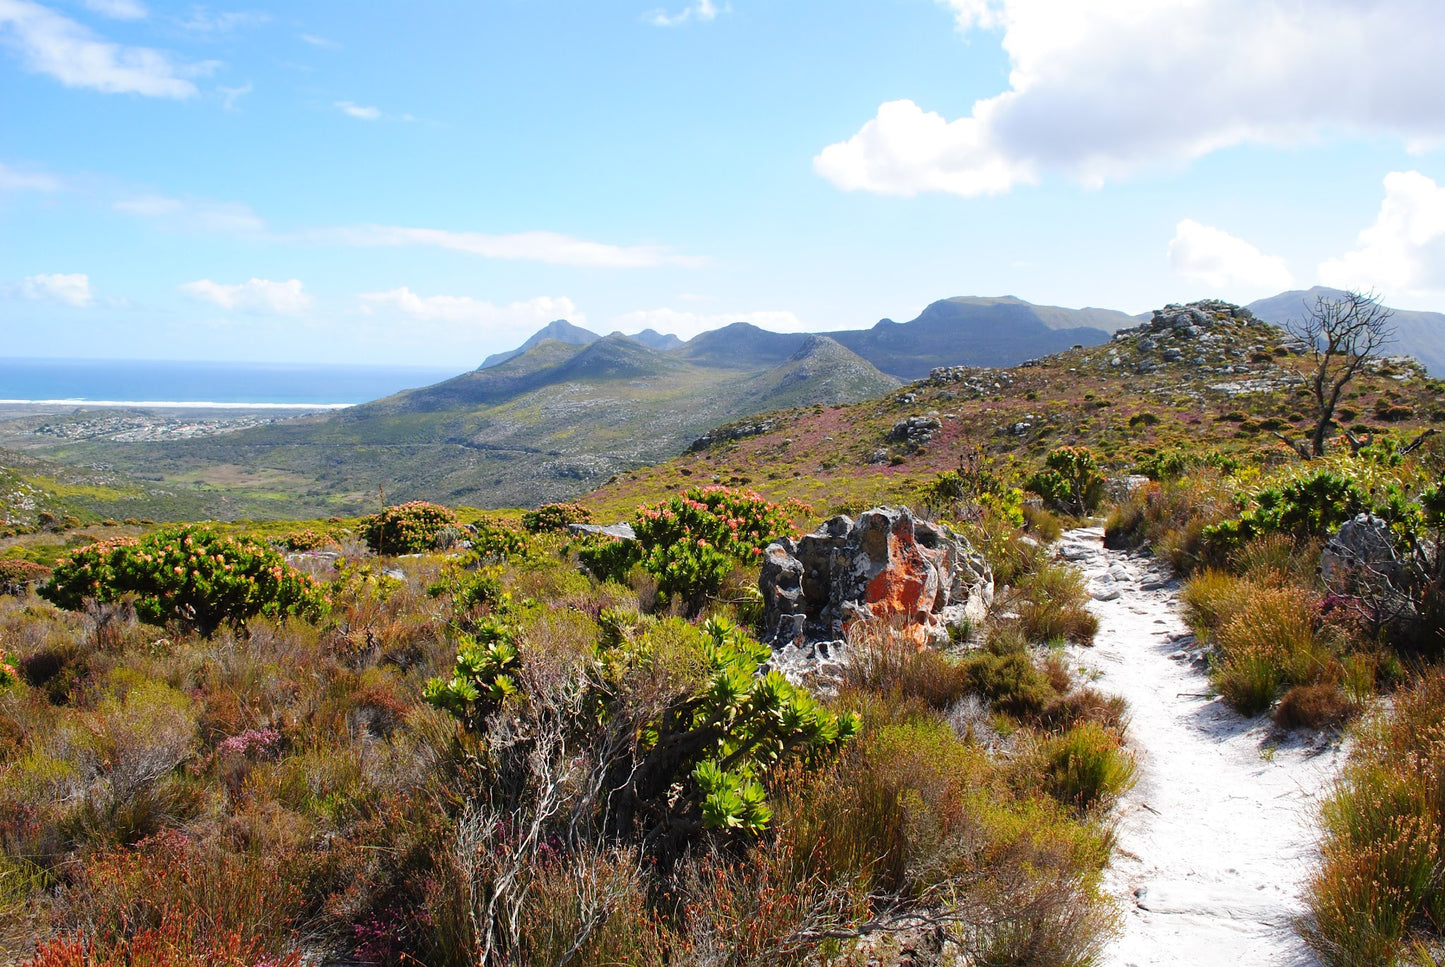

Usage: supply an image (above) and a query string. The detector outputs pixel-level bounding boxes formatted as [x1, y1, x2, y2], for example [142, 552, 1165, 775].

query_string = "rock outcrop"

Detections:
[760, 507, 992, 657]
[1320, 513, 1404, 593]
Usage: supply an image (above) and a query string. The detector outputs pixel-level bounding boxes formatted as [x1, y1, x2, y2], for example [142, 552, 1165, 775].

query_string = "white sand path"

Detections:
[1057, 526, 1345, 967]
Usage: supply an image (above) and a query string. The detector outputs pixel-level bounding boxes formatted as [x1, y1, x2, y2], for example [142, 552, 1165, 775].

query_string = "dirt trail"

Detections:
[1058, 526, 1344, 967]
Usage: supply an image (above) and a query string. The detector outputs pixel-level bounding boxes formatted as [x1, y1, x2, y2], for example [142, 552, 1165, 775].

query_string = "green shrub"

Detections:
[40, 528, 329, 637]
[358, 501, 459, 555]
[579, 486, 804, 612]
[520, 502, 594, 534]
[1025, 446, 1106, 517]
[962, 647, 1058, 720]
[1045, 721, 1136, 812]
[1015, 562, 1099, 645]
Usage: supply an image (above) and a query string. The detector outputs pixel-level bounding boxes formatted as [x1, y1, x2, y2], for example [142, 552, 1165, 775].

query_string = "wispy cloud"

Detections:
[326, 224, 705, 269]
[334, 99, 380, 121]
[0, 160, 62, 191]
[0, 0, 212, 97]
[298, 32, 337, 48]
[174, 7, 267, 33]
[180, 277, 310, 314]
[82, 0, 147, 20]
[114, 193, 266, 234]
[646, 0, 725, 27]
[360, 287, 583, 331]
[9, 272, 92, 306]
[218, 80, 250, 110]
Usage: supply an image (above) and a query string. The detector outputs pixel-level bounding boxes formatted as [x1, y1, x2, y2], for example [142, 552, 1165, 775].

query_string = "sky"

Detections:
[3, 0, 1445, 366]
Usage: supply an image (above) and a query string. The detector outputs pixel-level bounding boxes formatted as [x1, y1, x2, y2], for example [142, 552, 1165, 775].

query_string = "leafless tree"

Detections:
[1287, 289, 1396, 457]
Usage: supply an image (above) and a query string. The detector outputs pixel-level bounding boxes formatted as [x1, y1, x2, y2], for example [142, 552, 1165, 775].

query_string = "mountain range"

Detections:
[8, 289, 1441, 518]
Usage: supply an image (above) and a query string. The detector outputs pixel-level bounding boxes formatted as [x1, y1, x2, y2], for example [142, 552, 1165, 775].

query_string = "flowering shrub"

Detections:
[579, 486, 806, 610]
[0, 559, 51, 595]
[1026, 446, 1107, 516]
[39, 526, 329, 637]
[358, 501, 459, 555]
[468, 516, 530, 559]
[276, 528, 339, 551]
[0, 648, 17, 691]
[521, 502, 594, 534]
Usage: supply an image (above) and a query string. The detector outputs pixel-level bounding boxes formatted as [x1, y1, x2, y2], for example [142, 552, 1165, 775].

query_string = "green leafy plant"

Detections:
[422, 616, 522, 732]
[39, 527, 329, 637]
[579, 486, 805, 611]
[358, 501, 459, 555]
[1025, 446, 1107, 516]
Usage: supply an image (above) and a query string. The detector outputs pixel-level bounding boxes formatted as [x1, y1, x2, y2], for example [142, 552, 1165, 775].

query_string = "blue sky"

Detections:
[3, 0, 1444, 365]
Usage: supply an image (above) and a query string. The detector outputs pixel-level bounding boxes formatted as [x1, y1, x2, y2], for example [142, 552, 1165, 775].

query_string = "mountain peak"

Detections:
[478, 319, 601, 370]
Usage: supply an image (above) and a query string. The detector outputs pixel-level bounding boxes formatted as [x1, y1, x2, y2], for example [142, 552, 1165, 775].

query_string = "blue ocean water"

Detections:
[0, 358, 461, 407]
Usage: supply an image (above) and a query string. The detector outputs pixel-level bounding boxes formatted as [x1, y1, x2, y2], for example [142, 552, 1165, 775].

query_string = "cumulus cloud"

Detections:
[114, 194, 266, 234]
[327, 225, 704, 269]
[0, 160, 61, 191]
[360, 287, 584, 335]
[11, 272, 91, 306]
[334, 99, 379, 120]
[82, 0, 147, 19]
[0, 0, 211, 97]
[609, 307, 805, 340]
[1320, 171, 1445, 301]
[1168, 219, 1293, 291]
[179, 277, 310, 314]
[646, 0, 723, 26]
[818, 0, 1445, 196]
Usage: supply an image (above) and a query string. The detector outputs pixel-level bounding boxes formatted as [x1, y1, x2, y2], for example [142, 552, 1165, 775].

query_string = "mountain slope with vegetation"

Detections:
[2, 334, 899, 516]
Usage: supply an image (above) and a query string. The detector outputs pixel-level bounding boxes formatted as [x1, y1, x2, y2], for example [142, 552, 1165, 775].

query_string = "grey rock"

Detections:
[760, 506, 993, 650]
[1320, 514, 1403, 593]
[567, 522, 637, 540]
[1162, 348, 1183, 362]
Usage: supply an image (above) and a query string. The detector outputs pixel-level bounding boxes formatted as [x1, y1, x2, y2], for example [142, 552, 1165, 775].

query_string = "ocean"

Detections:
[0, 358, 461, 408]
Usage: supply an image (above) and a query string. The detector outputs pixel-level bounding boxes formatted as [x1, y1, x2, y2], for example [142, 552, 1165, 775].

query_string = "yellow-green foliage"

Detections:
[1306, 670, 1445, 965]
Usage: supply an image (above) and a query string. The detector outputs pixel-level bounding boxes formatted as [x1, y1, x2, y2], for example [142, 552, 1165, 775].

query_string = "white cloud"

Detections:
[82, 0, 147, 19]
[610, 307, 805, 340]
[0, 160, 61, 191]
[0, 0, 209, 97]
[114, 193, 266, 234]
[179, 277, 310, 314]
[1168, 219, 1293, 291]
[819, 0, 1445, 196]
[815, 98, 1031, 197]
[359, 288, 583, 336]
[298, 32, 336, 48]
[327, 224, 704, 269]
[175, 8, 267, 33]
[1320, 171, 1445, 301]
[11, 272, 91, 306]
[647, 0, 723, 27]
[334, 99, 379, 120]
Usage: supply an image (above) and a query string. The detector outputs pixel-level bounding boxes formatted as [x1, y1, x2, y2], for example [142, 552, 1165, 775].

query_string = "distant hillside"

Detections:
[25, 329, 898, 513]
[824, 296, 1133, 379]
[1248, 287, 1445, 377]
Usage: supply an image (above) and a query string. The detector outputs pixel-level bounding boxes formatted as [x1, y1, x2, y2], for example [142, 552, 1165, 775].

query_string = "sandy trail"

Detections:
[1058, 526, 1344, 967]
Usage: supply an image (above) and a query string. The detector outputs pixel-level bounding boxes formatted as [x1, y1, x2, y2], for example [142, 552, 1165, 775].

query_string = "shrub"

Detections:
[1044, 721, 1136, 812]
[276, 528, 338, 551]
[1025, 446, 1106, 517]
[1015, 562, 1099, 645]
[579, 486, 804, 612]
[962, 647, 1059, 721]
[1274, 683, 1354, 730]
[520, 502, 594, 534]
[0, 560, 52, 595]
[1305, 670, 1445, 965]
[1211, 586, 1330, 716]
[40, 527, 330, 637]
[0, 649, 16, 691]
[358, 502, 459, 555]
